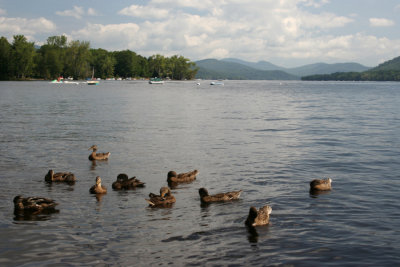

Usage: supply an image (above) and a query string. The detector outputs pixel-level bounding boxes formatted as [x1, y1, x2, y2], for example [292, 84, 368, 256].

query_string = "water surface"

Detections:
[0, 80, 399, 266]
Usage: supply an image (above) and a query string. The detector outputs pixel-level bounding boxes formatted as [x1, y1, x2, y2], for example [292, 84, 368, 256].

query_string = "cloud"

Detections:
[56, 6, 99, 19]
[118, 5, 169, 19]
[0, 9, 6, 15]
[369, 18, 395, 27]
[0, 16, 56, 39]
[56, 6, 85, 19]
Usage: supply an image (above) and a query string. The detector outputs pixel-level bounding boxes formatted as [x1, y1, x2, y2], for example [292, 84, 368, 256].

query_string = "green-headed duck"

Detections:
[13, 195, 58, 213]
[112, 173, 145, 190]
[45, 170, 76, 183]
[199, 188, 242, 203]
[88, 145, 110, 161]
[145, 187, 176, 207]
[245, 205, 272, 227]
[167, 170, 199, 183]
[89, 176, 107, 194]
[310, 178, 332, 192]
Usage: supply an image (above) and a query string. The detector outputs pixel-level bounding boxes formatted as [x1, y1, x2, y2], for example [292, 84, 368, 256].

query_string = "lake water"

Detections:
[0, 80, 399, 266]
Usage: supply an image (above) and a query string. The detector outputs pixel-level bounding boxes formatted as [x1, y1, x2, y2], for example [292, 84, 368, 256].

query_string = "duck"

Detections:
[245, 205, 272, 227]
[112, 173, 145, 190]
[310, 178, 332, 192]
[198, 188, 242, 203]
[145, 187, 176, 207]
[45, 169, 76, 183]
[13, 195, 58, 213]
[88, 145, 110, 161]
[167, 170, 199, 183]
[89, 176, 107, 194]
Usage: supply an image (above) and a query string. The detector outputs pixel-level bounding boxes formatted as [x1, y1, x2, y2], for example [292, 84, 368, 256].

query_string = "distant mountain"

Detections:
[221, 58, 285, 71]
[286, 62, 371, 77]
[368, 56, 400, 72]
[302, 55, 400, 81]
[195, 59, 298, 80]
[195, 58, 371, 80]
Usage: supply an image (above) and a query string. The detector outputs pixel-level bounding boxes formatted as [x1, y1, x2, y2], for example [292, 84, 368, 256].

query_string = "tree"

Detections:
[0, 37, 11, 80]
[91, 48, 115, 79]
[10, 35, 35, 79]
[64, 40, 91, 79]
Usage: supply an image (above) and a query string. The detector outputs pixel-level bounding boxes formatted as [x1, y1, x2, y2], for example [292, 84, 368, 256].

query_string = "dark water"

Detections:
[0, 80, 399, 266]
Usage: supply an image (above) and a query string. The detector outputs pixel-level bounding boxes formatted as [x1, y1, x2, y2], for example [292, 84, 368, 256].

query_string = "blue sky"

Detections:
[1, 0, 399, 67]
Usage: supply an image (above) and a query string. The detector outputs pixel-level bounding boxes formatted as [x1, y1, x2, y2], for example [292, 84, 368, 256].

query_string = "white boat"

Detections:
[149, 78, 164, 84]
[87, 67, 99, 85]
[210, 81, 224, 86]
[50, 77, 79, 84]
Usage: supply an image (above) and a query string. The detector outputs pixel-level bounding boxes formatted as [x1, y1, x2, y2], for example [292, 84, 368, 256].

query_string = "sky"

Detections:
[0, 0, 399, 67]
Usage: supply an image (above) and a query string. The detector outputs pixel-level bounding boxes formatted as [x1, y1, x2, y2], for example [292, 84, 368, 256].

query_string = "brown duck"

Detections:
[112, 173, 145, 190]
[199, 188, 242, 203]
[45, 169, 76, 183]
[310, 178, 332, 192]
[13, 195, 58, 213]
[245, 205, 272, 227]
[88, 145, 110, 161]
[89, 176, 107, 194]
[145, 187, 176, 207]
[167, 170, 199, 183]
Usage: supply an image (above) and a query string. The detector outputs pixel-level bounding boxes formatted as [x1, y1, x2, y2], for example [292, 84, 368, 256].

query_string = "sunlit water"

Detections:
[0, 80, 399, 266]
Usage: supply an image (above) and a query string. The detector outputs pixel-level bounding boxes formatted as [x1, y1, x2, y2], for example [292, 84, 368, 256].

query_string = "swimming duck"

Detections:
[310, 178, 332, 192]
[145, 187, 176, 207]
[88, 145, 111, 161]
[45, 169, 76, 183]
[198, 188, 242, 203]
[112, 173, 145, 190]
[245, 205, 272, 227]
[13, 195, 58, 213]
[167, 170, 199, 183]
[89, 176, 107, 194]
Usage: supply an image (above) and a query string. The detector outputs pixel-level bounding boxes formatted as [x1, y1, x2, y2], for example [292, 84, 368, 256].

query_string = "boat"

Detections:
[210, 81, 224, 86]
[87, 68, 99, 85]
[50, 76, 79, 84]
[149, 77, 164, 84]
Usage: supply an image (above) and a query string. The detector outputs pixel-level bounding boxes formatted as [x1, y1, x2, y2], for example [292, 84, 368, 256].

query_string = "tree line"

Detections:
[0, 35, 198, 81]
[301, 70, 400, 81]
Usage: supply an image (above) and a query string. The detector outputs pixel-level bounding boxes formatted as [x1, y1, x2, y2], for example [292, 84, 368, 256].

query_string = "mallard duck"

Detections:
[13, 195, 58, 213]
[198, 188, 242, 203]
[45, 170, 76, 183]
[89, 176, 107, 194]
[310, 178, 332, 192]
[88, 145, 110, 161]
[245, 205, 272, 227]
[167, 170, 199, 183]
[112, 173, 145, 190]
[145, 187, 176, 207]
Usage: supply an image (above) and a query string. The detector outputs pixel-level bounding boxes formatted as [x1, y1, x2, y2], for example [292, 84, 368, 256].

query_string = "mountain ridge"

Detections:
[195, 58, 371, 80]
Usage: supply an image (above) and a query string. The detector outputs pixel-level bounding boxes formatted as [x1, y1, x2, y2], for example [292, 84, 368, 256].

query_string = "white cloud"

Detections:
[118, 5, 169, 19]
[369, 18, 395, 27]
[56, 6, 85, 19]
[87, 8, 99, 16]
[0, 16, 56, 38]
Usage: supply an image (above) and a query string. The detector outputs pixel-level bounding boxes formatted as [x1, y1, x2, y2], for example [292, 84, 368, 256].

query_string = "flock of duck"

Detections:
[13, 145, 333, 227]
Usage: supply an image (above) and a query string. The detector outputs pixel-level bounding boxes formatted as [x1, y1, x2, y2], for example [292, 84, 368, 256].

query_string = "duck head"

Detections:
[167, 171, 177, 179]
[95, 176, 102, 186]
[89, 145, 98, 152]
[117, 173, 129, 182]
[198, 188, 209, 198]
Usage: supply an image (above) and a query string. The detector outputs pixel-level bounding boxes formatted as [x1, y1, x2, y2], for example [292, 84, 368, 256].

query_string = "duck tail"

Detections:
[145, 199, 155, 206]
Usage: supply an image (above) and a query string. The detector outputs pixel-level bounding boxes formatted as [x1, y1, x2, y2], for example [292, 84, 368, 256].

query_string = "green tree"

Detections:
[0, 37, 11, 80]
[91, 48, 116, 79]
[64, 40, 91, 79]
[10, 35, 35, 79]
[148, 54, 166, 78]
